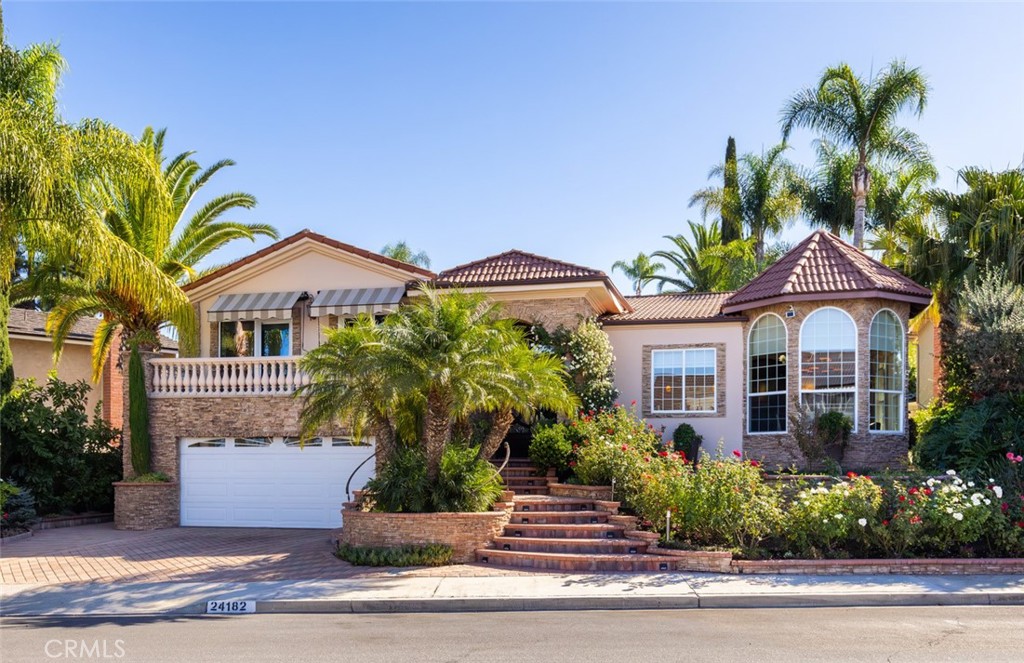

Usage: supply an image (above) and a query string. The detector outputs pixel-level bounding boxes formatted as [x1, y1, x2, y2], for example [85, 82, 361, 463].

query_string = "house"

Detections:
[130, 228, 930, 530]
[8, 308, 177, 426]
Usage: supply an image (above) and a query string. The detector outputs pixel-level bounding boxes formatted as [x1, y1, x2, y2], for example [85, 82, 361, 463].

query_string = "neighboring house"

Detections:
[8, 308, 177, 426]
[136, 228, 930, 529]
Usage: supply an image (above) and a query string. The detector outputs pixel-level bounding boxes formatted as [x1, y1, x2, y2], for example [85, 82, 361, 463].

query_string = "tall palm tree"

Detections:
[42, 127, 277, 378]
[611, 252, 665, 295]
[691, 143, 801, 263]
[781, 60, 930, 248]
[869, 160, 937, 234]
[797, 141, 859, 236]
[649, 221, 725, 293]
[0, 23, 187, 406]
[299, 288, 576, 481]
[381, 241, 431, 269]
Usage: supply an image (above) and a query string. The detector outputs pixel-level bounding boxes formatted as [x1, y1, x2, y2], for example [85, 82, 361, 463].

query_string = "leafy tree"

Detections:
[781, 59, 930, 248]
[41, 127, 276, 376]
[0, 22, 188, 409]
[381, 241, 431, 269]
[611, 252, 665, 295]
[721, 136, 742, 244]
[691, 143, 801, 263]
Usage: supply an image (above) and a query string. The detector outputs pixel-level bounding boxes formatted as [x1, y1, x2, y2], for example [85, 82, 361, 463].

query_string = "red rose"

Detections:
[923, 488, 932, 496]
[1017, 522, 1024, 529]
[568, 461, 576, 468]
[607, 429, 614, 435]
[658, 451, 669, 457]
[908, 487, 919, 495]
[846, 471, 857, 479]
[732, 450, 742, 458]
[749, 460, 760, 467]
[621, 445, 628, 451]
[882, 520, 889, 526]
[631, 400, 637, 406]
[898, 495, 906, 502]
[1002, 503, 1010, 513]
[644, 457, 651, 463]
[910, 515, 922, 524]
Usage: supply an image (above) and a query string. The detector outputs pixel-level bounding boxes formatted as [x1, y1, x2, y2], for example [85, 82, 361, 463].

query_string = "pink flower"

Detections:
[732, 450, 742, 458]
[621, 445, 628, 451]
[631, 400, 637, 406]
[749, 460, 760, 468]
[568, 461, 576, 468]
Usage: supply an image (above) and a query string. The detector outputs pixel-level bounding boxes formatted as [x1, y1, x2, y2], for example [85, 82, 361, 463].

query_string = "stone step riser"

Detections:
[492, 538, 649, 555]
[510, 489, 550, 496]
[513, 504, 596, 513]
[503, 528, 626, 540]
[475, 551, 675, 573]
[508, 514, 609, 525]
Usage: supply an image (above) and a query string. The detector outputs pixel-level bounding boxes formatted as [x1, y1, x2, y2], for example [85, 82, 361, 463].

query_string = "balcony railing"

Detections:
[149, 357, 308, 397]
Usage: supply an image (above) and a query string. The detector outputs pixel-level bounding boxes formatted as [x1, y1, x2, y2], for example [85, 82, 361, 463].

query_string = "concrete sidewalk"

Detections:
[3, 572, 1023, 616]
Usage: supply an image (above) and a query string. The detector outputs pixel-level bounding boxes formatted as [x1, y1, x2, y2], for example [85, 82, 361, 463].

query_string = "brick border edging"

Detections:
[651, 547, 1024, 575]
[113, 482, 180, 531]
[0, 530, 33, 545]
[33, 513, 114, 530]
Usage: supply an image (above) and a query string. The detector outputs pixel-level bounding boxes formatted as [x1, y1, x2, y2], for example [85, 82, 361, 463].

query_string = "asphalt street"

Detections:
[3, 606, 1023, 663]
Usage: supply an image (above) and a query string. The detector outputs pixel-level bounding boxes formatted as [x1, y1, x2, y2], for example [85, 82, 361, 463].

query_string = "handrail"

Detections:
[346, 452, 375, 502]
[496, 440, 511, 476]
[149, 356, 307, 397]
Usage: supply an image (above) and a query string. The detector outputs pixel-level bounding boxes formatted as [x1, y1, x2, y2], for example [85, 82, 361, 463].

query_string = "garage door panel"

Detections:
[180, 437, 374, 528]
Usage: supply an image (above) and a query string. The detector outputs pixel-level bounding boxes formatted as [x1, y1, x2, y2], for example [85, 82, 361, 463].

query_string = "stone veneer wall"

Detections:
[500, 297, 594, 331]
[739, 298, 912, 470]
[639, 342, 728, 420]
[114, 482, 179, 530]
[339, 508, 513, 563]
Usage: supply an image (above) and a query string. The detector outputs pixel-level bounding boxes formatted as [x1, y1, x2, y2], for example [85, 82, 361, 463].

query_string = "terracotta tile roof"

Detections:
[601, 292, 739, 325]
[435, 250, 607, 287]
[722, 230, 932, 314]
[183, 229, 435, 292]
[8, 308, 178, 350]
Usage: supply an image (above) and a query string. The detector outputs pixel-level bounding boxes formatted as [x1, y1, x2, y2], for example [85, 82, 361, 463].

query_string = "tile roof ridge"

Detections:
[824, 231, 881, 286]
[439, 248, 606, 277]
[782, 231, 822, 294]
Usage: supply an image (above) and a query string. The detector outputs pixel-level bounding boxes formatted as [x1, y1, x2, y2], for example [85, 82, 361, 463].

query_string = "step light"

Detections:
[628, 547, 637, 554]
[659, 563, 669, 571]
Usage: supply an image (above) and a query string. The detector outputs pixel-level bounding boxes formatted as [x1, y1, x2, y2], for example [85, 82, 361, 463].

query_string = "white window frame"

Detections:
[868, 308, 906, 434]
[218, 320, 292, 358]
[747, 312, 788, 435]
[650, 348, 718, 415]
[799, 306, 858, 432]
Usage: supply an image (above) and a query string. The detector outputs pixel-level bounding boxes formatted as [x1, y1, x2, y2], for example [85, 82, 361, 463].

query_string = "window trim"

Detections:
[798, 306, 859, 433]
[218, 319, 292, 358]
[649, 347, 718, 415]
[747, 312, 789, 435]
[868, 308, 906, 434]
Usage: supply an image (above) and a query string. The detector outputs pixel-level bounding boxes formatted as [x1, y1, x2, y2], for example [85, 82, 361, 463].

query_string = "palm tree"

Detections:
[299, 288, 577, 481]
[611, 252, 665, 295]
[649, 221, 725, 293]
[781, 60, 930, 248]
[869, 160, 937, 234]
[797, 141, 859, 236]
[42, 127, 277, 378]
[0, 24, 187, 406]
[381, 241, 431, 269]
[691, 143, 801, 263]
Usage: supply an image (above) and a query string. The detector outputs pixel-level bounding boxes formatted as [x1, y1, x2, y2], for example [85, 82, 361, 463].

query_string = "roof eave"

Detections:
[721, 289, 933, 315]
[600, 315, 747, 326]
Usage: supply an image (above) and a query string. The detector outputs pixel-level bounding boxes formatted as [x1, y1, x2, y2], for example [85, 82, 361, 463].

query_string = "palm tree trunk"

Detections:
[852, 163, 871, 248]
[0, 272, 14, 408]
[754, 232, 765, 266]
[423, 389, 452, 482]
[477, 408, 515, 461]
[370, 417, 398, 467]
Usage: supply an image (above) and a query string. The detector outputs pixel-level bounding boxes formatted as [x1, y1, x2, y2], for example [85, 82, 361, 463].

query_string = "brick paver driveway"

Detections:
[0, 525, 356, 585]
[0, 525, 528, 585]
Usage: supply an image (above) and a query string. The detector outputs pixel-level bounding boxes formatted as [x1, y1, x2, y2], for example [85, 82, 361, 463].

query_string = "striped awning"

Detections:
[310, 287, 405, 318]
[207, 291, 305, 322]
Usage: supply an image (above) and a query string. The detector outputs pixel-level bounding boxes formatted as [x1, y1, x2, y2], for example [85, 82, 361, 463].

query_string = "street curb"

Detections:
[230, 592, 1024, 615]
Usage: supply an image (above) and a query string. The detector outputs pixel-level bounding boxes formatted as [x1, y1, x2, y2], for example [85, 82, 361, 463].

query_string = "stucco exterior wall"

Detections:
[11, 337, 104, 418]
[739, 298, 912, 470]
[604, 322, 745, 456]
[915, 316, 937, 408]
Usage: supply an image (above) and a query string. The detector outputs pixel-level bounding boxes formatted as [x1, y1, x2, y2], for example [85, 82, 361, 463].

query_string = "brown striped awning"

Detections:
[309, 287, 405, 318]
[207, 291, 305, 322]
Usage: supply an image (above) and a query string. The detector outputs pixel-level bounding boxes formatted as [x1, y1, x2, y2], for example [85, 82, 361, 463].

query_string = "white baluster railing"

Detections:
[149, 357, 306, 397]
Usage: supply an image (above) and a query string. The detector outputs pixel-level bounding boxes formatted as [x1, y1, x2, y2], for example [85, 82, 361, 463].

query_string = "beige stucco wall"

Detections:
[915, 316, 936, 408]
[604, 322, 745, 456]
[11, 336, 104, 417]
[191, 243, 418, 357]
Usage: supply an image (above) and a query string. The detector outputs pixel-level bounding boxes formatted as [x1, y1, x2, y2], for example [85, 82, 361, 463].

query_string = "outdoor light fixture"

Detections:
[786, 305, 796, 318]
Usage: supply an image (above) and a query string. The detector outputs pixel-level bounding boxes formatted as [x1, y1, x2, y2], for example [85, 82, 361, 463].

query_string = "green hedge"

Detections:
[335, 543, 454, 567]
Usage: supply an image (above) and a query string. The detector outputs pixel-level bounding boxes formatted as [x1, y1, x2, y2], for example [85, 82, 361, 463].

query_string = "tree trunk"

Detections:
[422, 389, 452, 482]
[370, 417, 398, 468]
[0, 274, 13, 409]
[477, 408, 515, 461]
[754, 232, 765, 266]
[851, 163, 871, 248]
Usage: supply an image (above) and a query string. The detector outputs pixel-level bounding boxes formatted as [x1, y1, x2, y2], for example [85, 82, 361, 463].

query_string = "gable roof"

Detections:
[183, 229, 435, 293]
[602, 292, 740, 325]
[9, 308, 178, 350]
[435, 249, 607, 287]
[721, 230, 932, 314]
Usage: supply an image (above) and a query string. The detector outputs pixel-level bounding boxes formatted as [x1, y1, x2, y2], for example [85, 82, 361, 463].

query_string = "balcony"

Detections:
[149, 357, 308, 398]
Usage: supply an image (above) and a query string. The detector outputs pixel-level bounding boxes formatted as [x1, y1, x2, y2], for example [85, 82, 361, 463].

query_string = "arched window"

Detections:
[800, 308, 857, 429]
[748, 314, 787, 433]
[869, 310, 904, 432]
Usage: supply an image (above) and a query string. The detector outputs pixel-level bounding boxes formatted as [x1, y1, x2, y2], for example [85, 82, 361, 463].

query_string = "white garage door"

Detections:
[180, 436, 375, 528]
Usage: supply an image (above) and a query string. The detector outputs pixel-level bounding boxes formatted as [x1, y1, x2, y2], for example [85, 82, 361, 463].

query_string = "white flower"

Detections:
[994, 486, 1003, 499]
[927, 479, 936, 487]
[823, 519, 830, 524]
[953, 512, 964, 521]
[967, 481, 975, 488]
[946, 469, 957, 476]
[946, 507, 954, 514]
[834, 514, 843, 520]
[984, 499, 991, 505]
[858, 518, 868, 527]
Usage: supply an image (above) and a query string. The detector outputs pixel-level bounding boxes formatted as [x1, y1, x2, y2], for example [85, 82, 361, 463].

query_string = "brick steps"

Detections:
[493, 460, 552, 496]
[503, 523, 626, 539]
[514, 497, 609, 512]
[509, 511, 609, 525]
[475, 549, 676, 572]
[492, 536, 647, 554]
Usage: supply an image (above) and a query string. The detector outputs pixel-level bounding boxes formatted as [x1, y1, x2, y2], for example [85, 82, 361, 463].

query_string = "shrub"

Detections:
[365, 444, 503, 513]
[335, 543, 454, 567]
[123, 472, 171, 483]
[129, 346, 152, 475]
[571, 404, 662, 508]
[529, 423, 573, 475]
[671, 423, 702, 460]
[1, 376, 121, 515]
[1, 482, 37, 533]
[785, 476, 882, 558]
[537, 318, 618, 411]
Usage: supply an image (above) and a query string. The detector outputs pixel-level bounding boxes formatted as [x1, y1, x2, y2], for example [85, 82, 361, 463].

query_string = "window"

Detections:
[748, 314, 787, 433]
[869, 310, 904, 432]
[187, 438, 225, 448]
[234, 437, 273, 448]
[651, 348, 717, 413]
[800, 308, 857, 428]
[284, 437, 322, 447]
[219, 321, 290, 357]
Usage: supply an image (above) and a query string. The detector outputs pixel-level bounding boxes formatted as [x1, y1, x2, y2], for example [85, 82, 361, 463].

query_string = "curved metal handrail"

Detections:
[496, 441, 511, 476]
[345, 453, 375, 502]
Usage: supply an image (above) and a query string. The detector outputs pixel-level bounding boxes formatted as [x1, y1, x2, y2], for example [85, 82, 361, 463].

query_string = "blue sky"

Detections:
[7, 2, 1024, 293]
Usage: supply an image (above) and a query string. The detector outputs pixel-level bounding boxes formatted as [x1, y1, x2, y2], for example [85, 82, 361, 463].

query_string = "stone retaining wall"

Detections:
[548, 483, 614, 501]
[339, 507, 513, 563]
[113, 482, 180, 530]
